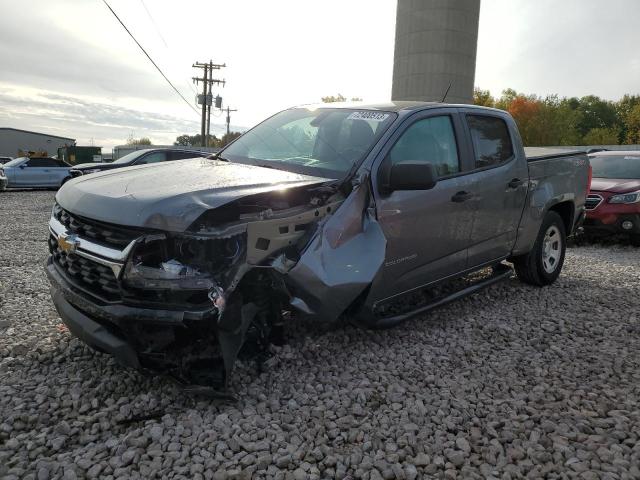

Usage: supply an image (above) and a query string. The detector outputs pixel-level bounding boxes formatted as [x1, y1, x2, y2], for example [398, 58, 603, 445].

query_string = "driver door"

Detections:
[370, 109, 475, 301]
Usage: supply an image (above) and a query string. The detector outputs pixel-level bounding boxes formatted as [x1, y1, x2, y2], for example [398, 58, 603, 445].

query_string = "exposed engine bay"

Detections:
[122, 184, 348, 393]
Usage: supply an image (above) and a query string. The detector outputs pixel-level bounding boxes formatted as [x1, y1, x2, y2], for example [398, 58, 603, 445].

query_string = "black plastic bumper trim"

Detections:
[50, 286, 141, 369]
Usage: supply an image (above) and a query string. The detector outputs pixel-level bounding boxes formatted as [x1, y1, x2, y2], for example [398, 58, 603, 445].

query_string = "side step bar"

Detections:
[370, 264, 513, 329]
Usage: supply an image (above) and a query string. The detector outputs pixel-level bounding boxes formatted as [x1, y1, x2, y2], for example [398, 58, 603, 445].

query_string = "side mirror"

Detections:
[387, 161, 438, 191]
[19, 164, 26, 169]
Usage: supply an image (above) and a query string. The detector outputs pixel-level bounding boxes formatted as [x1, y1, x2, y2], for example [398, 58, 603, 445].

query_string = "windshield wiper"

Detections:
[209, 153, 229, 161]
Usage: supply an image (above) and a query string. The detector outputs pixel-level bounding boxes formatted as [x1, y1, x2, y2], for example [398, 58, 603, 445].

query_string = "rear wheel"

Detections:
[513, 211, 566, 286]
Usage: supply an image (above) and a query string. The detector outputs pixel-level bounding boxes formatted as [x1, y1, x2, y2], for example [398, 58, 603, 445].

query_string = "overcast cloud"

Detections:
[0, 0, 638, 150]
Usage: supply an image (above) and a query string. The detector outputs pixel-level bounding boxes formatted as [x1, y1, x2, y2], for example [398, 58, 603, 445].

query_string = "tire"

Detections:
[513, 211, 567, 286]
[631, 234, 640, 247]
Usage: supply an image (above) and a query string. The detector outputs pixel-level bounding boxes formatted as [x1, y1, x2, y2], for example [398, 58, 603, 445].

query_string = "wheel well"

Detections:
[548, 201, 574, 233]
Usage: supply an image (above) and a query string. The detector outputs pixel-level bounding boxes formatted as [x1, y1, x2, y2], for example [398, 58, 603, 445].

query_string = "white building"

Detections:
[0, 128, 75, 158]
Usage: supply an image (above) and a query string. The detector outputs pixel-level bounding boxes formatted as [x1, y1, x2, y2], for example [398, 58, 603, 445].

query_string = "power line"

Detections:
[137, 0, 199, 97]
[139, 0, 168, 47]
[101, 0, 199, 117]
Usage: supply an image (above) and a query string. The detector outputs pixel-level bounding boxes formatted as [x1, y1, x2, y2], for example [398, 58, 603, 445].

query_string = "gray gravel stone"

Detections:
[1, 191, 640, 478]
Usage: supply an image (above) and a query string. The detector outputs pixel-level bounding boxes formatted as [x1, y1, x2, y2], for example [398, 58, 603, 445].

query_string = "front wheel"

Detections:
[513, 211, 567, 286]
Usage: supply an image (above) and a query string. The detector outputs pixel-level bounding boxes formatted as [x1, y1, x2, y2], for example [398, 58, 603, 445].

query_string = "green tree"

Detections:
[575, 95, 617, 137]
[126, 135, 152, 146]
[473, 88, 495, 107]
[321, 94, 362, 103]
[219, 132, 242, 147]
[625, 104, 640, 144]
[174, 134, 219, 147]
[583, 127, 621, 145]
[616, 94, 640, 143]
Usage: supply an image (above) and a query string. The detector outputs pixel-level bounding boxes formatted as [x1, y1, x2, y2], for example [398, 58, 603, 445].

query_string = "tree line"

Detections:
[125, 132, 242, 148]
[174, 132, 242, 148]
[474, 88, 640, 146]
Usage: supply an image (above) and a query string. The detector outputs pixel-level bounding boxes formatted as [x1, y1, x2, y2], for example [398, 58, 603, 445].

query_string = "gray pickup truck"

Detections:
[46, 102, 590, 391]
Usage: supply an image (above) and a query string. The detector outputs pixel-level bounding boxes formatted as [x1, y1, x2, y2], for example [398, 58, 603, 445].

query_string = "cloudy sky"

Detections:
[1, 0, 638, 150]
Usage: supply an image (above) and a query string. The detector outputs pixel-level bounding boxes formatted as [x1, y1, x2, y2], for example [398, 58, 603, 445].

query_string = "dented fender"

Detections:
[283, 181, 387, 322]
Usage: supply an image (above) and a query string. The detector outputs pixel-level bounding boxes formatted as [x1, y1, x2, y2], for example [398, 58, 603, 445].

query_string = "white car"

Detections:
[0, 157, 71, 190]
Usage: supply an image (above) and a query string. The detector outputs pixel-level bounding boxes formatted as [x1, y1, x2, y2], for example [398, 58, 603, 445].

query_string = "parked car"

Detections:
[0, 156, 71, 190]
[584, 150, 640, 245]
[0, 156, 13, 165]
[69, 148, 210, 177]
[46, 102, 589, 392]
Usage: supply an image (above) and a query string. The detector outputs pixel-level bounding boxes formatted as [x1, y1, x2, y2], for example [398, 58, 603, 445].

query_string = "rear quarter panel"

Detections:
[511, 153, 589, 256]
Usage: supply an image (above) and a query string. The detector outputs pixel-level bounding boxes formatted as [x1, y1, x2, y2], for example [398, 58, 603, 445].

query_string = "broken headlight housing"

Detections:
[122, 234, 243, 290]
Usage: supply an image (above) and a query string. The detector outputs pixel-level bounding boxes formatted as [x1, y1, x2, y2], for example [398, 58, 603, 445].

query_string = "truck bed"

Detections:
[524, 147, 586, 162]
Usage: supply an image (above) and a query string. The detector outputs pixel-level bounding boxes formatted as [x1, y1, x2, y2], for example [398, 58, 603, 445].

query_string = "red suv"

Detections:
[585, 151, 640, 246]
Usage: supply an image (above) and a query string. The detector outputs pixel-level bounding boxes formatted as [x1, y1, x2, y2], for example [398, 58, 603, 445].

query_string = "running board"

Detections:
[370, 264, 513, 329]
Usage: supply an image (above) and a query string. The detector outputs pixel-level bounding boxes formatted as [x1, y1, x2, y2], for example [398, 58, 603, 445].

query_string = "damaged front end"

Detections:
[47, 177, 387, 394]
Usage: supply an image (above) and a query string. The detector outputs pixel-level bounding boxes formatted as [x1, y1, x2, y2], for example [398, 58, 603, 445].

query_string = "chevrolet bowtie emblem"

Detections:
[57, 233, 80, 254]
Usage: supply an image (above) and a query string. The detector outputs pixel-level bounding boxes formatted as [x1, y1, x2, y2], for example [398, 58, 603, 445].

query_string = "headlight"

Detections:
[122, 234, 243, 290]
[608, 191, 640, 204]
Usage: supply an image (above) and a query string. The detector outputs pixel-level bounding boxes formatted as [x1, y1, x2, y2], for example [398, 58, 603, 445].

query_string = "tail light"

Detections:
[587, 164, 592, 193]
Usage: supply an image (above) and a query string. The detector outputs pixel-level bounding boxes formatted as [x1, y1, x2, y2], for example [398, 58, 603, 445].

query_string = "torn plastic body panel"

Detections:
[279, 180, 386, 323]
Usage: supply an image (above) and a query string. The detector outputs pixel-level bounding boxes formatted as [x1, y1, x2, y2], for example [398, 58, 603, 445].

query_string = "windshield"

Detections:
[221, 108, 396, 178]
[590, 154, 640, 179]
[112, 150, 148, 165]
[3, 157, 28, 167]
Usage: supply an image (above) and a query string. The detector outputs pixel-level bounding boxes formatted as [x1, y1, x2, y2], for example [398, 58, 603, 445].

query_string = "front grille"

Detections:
[49, 236, 121, 300]
[585, 194, 603, 210]
[54, 205, 140, 248]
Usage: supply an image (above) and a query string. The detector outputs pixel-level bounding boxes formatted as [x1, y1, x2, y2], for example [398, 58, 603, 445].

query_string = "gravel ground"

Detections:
[1, 190, 640, 480]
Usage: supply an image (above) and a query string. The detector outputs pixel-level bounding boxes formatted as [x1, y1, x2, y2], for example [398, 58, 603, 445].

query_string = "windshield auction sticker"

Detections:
[347, 111, 390, 122]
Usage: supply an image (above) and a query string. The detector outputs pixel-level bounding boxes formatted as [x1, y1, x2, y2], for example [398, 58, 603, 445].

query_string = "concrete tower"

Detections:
[392, 0, 481, 104]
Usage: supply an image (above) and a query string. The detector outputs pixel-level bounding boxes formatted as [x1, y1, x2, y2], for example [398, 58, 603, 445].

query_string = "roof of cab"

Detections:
[588, 150, 640, 157]
[294, 101, 505, 114]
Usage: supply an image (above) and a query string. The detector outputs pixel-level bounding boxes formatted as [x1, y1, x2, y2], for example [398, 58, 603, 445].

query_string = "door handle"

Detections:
[451, 191, 473, 203]
[508, 178, 523, 189]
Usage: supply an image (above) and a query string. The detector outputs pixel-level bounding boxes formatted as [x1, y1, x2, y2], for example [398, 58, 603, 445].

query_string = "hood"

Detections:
[56, 159, 332, 232]
[72, 162, 119, 171]
[590, 178, 640, 194]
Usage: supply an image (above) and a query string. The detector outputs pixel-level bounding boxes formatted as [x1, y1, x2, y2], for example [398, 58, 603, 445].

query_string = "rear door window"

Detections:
[26, 158, 56, 167]
[467, 115, 514, 169]
[170, 151, 201, 160]
[137, 151, 168, 164]
[388, 115, 460, 178]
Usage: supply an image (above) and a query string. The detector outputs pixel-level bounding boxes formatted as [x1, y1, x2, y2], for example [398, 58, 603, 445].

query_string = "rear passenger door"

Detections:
[21, 158, 49, 185]
[461, 111, 528, 267]
[371, 109, 476, 300]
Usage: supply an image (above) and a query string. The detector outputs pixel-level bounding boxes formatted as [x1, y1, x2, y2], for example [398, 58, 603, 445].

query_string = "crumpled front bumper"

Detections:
[47, 258, 140, 368]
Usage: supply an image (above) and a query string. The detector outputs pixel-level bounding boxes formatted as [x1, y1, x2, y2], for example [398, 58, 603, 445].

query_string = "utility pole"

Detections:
[225, 106, 238, 136]
[193, 60, 225, 146]
[206, 67, 212, 147]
